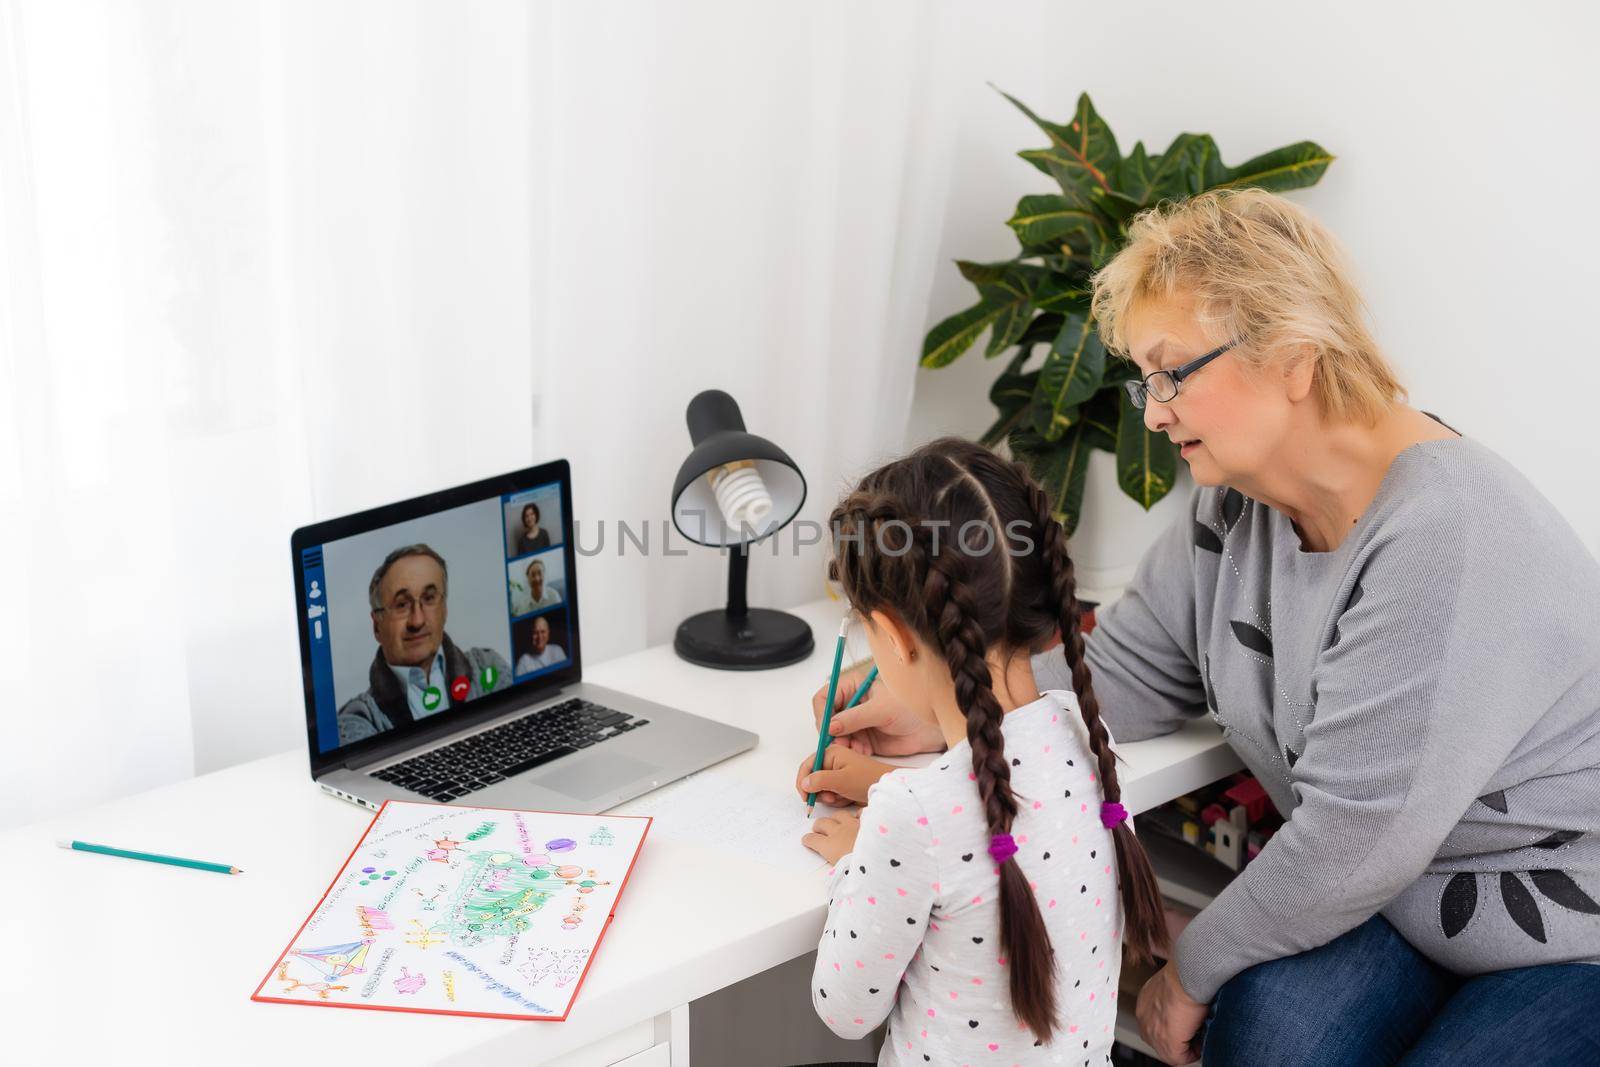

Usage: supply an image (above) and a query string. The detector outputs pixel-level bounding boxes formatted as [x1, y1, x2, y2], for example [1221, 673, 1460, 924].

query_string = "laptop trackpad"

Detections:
[536, 753, 658, 800]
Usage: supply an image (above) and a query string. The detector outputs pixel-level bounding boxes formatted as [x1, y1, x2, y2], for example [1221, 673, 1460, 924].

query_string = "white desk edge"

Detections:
[0, 598, 1239, 1064]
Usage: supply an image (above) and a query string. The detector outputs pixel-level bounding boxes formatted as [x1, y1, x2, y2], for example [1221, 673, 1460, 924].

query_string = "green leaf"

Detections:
[1102, 355, 1139, 384]
[921, 299, 1005, 368]
[1016, 312, 1065, 348]
[955, 259, 1013, 285]
[1088, 187, 1144, 225]
[1088, 226, 1119, 270]
[1012, 423, 1093, 537]
[981, 348, 1038, 447]
[1143, 132, 1230, 201]
[1079, 387, 1121, 453]
[998, 87, 1119, 199]
[1006, 194, 1104, 245]
[1115, 390, 1178, 509]
[1032, 277, 1091, 315]
[986, 296, 1035, 356]
[1117, 141, 1156, 203]
[1035, 313, 1105, 433]
[1211, 141, 1335, 193]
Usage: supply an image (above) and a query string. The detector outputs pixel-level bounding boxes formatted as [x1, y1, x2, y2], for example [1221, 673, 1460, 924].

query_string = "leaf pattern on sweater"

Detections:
[1530, 870, 1600, 915]
[1441, 872, 1478, 938]
[1501, 872, 1548, 943]
[1230, 620, 1273, 657]
[1222, 488, 1245, 531]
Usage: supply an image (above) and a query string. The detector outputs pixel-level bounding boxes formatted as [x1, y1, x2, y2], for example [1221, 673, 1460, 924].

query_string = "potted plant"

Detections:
[923, 88, 1333, 585]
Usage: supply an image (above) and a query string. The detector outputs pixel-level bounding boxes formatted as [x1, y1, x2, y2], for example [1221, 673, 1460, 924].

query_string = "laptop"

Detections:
[292, 458, 759, 814]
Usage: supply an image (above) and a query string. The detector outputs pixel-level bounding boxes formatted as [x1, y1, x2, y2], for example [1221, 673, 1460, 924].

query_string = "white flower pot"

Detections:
[1066, 449, 1192, 606]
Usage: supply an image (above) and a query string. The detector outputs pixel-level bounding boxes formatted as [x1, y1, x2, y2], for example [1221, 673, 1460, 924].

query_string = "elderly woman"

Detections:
[817, 190, 1600, 1064]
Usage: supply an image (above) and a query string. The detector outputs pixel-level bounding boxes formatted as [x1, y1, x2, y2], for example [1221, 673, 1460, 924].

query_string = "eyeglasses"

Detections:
[375, 588, 444, 616]
[1123, 340, 1238, 409]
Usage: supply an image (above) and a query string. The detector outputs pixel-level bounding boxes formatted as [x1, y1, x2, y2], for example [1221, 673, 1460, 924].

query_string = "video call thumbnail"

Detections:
[512, 612, 570, 679]
[507, 550, 566, 616]
[504, 487, 564, 558]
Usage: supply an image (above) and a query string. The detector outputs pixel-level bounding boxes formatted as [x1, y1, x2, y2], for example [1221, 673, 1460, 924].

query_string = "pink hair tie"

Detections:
[1100, 802, 1129, 829]
[987, 833, 1018, 864]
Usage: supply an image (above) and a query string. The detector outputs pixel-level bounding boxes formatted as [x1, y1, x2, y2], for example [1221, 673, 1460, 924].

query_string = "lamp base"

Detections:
[674, 607, 815, 670]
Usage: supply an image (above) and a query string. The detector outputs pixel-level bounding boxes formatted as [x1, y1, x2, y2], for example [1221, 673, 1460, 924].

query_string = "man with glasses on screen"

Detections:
[337, 544, 512, 745]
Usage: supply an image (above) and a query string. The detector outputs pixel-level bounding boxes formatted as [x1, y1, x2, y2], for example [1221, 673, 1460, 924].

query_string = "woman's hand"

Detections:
[795, 746, 895, 807]
[1136, 961, 1208, 1065]
[810, 666, 944, 758]
[801, 809, 860, 864]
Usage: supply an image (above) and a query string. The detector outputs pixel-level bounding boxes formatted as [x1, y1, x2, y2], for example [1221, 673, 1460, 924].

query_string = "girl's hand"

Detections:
[795, 745, 895, 807]
[810, 666, 945, 758]
[801, 809, 860, 864]
[1136, 961, 1207, 1065]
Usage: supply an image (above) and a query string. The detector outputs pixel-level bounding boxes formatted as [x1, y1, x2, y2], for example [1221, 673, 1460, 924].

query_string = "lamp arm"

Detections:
[726, 544, 749, 618]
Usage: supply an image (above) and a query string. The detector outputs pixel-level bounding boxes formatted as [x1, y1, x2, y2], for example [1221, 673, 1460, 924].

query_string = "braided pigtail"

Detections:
[922, 524, 1059, 1043]
[1021, 468, 1170, 966]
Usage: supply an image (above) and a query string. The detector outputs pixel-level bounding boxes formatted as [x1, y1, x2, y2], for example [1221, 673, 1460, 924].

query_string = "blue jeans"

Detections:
[1202, 915, 1600, 1066]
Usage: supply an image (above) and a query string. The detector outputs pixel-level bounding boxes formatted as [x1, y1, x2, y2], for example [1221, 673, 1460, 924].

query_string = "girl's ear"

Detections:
[868, 608, 920, 666]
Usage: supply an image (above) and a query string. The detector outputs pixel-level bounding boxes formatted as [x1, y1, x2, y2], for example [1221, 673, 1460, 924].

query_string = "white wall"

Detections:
[3, 0, 1594, 825]
[907, 0, 1600, 558]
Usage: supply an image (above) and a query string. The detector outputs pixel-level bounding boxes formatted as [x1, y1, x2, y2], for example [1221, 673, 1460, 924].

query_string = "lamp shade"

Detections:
[670, 390, 806, 547]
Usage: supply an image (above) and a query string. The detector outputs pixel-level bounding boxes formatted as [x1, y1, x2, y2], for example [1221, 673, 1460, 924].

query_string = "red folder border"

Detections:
[250, 799, 653, 1021]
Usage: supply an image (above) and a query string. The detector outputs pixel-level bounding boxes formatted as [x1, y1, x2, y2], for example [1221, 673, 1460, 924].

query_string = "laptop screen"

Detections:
[293, 461, 579, 764]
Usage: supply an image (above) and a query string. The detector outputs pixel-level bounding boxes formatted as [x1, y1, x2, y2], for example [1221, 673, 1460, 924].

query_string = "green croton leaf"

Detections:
[921, 298, 1004, 368]
[955, 259, 1013, 285]
[1115, 390, 1178, 509]
[1079, 387, 1121, 453]
[1212, 141, 1334, 193]
[1011, 424, 1093, 538]
[1016, 312, 1065, 348]
[1006, 194, 1107, 246]
[981, 347, 1038, 447]
[1144, 132, 1231, 201]
[1117, 141, 1156, 203]
[1000, 88, 1120, 205]
[986, 294, 1034, 356]
[1031, 313, 1104, 440]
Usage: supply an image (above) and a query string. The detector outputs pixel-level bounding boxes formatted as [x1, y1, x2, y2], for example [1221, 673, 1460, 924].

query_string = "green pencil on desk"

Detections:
[58, 839, 242, 875]
[806, 615, 878, 816]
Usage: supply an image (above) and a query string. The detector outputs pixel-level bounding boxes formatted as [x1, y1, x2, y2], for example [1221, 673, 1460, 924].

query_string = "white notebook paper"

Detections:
[623, 768, 837, 875]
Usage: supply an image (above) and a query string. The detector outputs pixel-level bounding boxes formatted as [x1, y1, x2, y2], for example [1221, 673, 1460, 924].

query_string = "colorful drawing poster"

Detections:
[253, 801, 650, 1020]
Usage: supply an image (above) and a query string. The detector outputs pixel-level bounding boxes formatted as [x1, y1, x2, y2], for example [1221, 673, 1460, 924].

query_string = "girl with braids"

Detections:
[797, 437, 1168, 1066]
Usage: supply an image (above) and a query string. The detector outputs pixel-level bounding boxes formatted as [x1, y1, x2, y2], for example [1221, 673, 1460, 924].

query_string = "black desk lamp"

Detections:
[670, 389, 814, 669]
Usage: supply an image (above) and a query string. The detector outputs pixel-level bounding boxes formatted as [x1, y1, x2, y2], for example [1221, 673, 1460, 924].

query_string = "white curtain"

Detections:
[0, 0, 955, 827]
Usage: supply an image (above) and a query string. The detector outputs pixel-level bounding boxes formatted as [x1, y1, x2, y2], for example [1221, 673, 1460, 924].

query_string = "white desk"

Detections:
[1, 598, 1239, 1065]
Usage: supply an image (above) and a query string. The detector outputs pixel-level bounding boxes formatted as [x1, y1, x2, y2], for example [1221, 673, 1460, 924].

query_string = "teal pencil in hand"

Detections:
[58, 839, 242, 875]
[806, 616, 879, 815]
[805, 666, 878, 816]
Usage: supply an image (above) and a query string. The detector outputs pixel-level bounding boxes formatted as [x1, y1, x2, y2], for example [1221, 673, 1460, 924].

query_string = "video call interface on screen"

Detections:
[300, 481, 571, 755]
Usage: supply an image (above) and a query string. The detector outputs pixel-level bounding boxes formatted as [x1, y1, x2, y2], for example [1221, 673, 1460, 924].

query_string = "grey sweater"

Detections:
[1034, 437, 1600, 1001]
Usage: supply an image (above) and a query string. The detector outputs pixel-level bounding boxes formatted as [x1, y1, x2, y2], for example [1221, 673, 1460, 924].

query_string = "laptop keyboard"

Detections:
[370, 697, 648, 802]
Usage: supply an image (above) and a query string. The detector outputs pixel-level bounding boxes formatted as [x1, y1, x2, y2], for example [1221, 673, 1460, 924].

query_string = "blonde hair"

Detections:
[1091, 188, 1403, 424]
